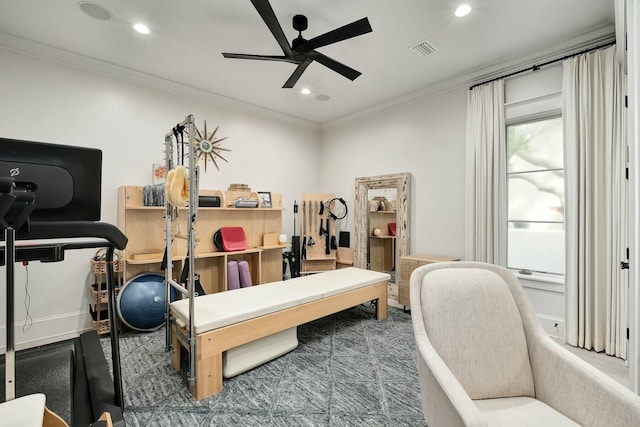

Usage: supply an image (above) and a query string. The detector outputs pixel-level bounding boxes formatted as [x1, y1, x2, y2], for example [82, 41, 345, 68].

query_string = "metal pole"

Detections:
[105, 245, 124, 409]
[186, 114, 198, 388]
[4, 227, 15, 401]
[164, 133, 174, 352]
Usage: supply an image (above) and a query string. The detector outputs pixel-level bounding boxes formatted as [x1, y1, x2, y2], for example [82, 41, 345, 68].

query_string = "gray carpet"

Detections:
[102, 304, 425, 426]
[0, 343, 73, 423]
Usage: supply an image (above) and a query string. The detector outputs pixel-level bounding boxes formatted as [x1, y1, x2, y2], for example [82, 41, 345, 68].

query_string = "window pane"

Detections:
[508, 170, 564, 222]
[507, 115, 563, 275]
[508, 222, 564, 275]
[508, 117, 563, 173]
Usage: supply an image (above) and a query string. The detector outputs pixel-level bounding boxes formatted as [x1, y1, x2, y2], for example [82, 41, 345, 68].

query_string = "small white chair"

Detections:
[0, 394, 68, 427]
[410, 261, 640, 427]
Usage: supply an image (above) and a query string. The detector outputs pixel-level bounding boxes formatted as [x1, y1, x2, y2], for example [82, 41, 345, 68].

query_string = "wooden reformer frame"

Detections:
[170, 279, 388, 400]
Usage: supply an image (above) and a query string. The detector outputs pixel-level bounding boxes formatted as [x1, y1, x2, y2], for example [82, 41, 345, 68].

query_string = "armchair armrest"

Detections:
[528, 333, 640, 427]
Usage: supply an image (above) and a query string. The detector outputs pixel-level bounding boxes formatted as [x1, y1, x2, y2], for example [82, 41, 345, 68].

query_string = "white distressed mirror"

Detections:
[354, 173, 411, 277]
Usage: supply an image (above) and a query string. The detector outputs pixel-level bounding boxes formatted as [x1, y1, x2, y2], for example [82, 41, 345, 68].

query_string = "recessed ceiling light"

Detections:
[133, 23, 150, 34]
[455, 4, 472, 17]
[78, 1, 112, 20]
[315, 94, 331, 101]
[300, 88, 311, 95]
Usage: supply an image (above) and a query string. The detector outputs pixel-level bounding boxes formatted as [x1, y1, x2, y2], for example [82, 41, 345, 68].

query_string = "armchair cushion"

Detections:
[421, 268, 534, 400]
[474, 397, 579, 426]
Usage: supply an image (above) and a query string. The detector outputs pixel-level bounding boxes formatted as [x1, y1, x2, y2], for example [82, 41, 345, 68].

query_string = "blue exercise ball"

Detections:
[117, 273, 176, 331]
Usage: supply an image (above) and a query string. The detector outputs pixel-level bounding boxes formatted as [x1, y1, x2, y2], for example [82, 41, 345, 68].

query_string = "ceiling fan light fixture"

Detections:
[455, 4, 472, 17]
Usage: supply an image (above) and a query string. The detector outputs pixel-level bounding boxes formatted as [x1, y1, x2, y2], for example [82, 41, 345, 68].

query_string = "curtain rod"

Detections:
[468, 40, 616, 91]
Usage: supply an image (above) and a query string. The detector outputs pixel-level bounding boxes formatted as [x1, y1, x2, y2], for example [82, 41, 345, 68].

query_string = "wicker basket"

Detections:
[90, 249, 124, 275]
[90, 284, 120, 305]
[91, 318, 111, 335]
[90, 305, 111, 335]
[89, 249, 124, 335]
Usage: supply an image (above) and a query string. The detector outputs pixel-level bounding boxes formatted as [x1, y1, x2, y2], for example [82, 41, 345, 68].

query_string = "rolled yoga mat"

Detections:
[227, 260, 240, 290]
[238, 260, 252, 288]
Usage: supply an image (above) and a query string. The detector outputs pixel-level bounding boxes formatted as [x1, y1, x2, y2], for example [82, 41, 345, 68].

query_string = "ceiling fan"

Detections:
[222, 0, 373, 88]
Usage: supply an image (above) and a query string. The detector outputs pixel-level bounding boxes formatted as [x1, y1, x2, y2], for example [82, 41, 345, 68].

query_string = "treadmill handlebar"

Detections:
[5, 221, 128, 250]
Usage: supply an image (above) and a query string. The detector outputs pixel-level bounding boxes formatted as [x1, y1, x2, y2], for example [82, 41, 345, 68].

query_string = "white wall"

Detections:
[0, 49, 321, 349]
[320, 89, 468, 259]
[320, 68, 567, 339]
[0, 44, 577, 349]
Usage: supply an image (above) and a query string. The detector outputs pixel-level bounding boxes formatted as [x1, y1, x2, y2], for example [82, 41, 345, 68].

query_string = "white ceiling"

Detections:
[0, 0, 615, 125]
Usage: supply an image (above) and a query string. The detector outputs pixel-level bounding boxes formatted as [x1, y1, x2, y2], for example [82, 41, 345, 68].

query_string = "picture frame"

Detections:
[258, 191, 272, 208]
[152, 163, 167, 185]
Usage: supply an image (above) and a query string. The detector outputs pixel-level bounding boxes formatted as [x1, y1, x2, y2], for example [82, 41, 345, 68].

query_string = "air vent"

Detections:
[410, 40, 438, 57]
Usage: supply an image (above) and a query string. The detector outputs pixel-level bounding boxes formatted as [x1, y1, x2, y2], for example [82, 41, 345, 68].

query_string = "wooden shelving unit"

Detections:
[299, 193, 337, 275]
[368, 209, 396, 272]
[118, 185, 285, 294]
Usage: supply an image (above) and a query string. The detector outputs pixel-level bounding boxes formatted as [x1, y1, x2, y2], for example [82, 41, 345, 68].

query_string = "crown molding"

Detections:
[0, 32, 320, 132]
[0, 24, 615, 133]
[321, 24, 616, 130]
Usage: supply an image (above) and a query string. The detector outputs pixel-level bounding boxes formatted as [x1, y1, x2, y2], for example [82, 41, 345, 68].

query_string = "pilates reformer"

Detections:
[161, 116, 390, 400]
[1, 138, 128, 426]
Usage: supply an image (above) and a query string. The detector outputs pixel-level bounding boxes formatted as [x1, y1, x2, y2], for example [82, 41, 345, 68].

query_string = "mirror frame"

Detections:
[354, 172, 411, 272]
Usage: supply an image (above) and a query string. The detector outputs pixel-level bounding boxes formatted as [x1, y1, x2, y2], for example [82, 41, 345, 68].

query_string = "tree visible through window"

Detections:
[507, 116, 564, 275]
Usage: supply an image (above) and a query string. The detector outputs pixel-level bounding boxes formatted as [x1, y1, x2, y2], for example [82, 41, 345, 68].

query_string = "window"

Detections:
[507, 116, 564, 275]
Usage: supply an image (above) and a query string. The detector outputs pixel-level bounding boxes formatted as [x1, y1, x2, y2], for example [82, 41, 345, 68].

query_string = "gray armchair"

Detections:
[410, 261, 640, 426]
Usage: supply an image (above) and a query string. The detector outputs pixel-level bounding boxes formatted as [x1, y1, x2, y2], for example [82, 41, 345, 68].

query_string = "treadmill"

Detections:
[1, 138, 128, 426]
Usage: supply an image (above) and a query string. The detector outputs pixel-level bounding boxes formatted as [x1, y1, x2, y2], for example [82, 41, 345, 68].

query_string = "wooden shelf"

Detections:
[124, 206, 284, 212]
[369, 202, 397, 272]
[118, 185, 285, 293]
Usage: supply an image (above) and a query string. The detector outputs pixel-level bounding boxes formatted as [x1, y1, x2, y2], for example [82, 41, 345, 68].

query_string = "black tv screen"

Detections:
[0, 137, 102, 222]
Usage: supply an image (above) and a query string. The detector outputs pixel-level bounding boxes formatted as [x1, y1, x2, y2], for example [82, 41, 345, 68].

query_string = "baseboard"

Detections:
[0, 311, 93, 352]
[538, 314, 565, 340]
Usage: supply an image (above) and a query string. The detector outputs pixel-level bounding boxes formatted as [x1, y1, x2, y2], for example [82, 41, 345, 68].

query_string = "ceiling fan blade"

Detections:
[297, 17, 372, 52]
[222, 53, 298, 64]
[282, 59, 313, 88]
[306, 51, 361, 81]
[250, 0, 293, 57]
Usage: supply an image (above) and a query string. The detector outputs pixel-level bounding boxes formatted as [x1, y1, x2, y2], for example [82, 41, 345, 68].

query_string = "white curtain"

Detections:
[465, 81, 507, 264]
[564, 46, 627, 358]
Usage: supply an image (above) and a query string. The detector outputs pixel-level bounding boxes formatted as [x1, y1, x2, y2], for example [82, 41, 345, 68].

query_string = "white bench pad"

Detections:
[171, 267, 390, 335]
[474, 397, 580, 426]
[0, 393, 46, 427]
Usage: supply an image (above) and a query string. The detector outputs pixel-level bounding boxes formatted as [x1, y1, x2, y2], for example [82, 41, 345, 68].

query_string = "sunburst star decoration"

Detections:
[193, 121, 230, 172]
